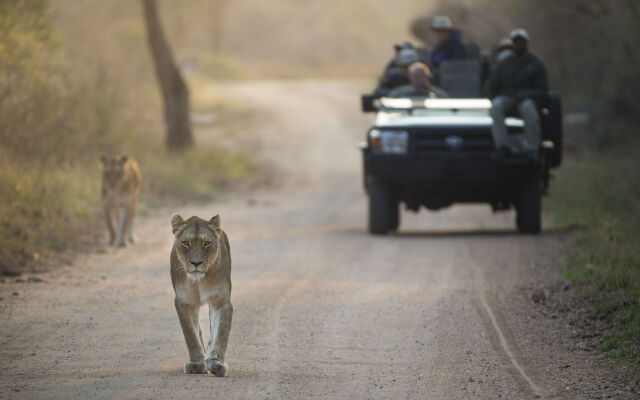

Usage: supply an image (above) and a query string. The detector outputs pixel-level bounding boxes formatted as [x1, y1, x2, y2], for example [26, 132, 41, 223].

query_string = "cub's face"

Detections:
[171, 215, 222, 278]
[101, 155, 128, 187]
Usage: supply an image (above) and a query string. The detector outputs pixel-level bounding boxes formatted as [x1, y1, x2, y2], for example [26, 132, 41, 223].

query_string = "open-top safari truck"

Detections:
[360, 60, 562, 234]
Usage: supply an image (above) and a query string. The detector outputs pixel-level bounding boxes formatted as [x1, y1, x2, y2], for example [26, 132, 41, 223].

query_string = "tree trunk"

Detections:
[142, 0, 192, 150]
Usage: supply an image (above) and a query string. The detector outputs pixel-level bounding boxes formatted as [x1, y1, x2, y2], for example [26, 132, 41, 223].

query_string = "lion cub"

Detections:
[170, 214, 233, 376]
[100, 155, 141, 247]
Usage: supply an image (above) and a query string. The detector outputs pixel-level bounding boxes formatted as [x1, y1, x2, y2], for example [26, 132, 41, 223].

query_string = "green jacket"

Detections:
[488, 52, 548, 101]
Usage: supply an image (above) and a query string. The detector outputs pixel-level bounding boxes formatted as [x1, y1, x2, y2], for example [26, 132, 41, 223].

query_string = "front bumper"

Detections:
[363, 149, 538, 204]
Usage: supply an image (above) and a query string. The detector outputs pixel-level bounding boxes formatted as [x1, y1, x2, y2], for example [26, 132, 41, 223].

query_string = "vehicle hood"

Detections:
[375, 110, 524, 129]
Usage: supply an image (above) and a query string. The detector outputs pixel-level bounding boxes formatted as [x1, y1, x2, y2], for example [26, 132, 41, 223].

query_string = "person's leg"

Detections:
[518, 99, 541, 152]
[490, 96, 515, 152]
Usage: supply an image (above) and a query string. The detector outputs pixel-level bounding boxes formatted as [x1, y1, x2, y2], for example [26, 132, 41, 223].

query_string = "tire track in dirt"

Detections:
[465, 245, 549, 398]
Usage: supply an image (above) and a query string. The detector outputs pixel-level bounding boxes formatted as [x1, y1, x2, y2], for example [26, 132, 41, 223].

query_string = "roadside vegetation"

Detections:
[526, 1, 639, 364]
[0, 1, 253, 275]
[547, 142, 640, 362]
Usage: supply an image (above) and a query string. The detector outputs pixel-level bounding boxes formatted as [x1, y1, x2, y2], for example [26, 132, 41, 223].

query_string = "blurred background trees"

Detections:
[413, 0, 640, 141]
[142, 0, 193, 149]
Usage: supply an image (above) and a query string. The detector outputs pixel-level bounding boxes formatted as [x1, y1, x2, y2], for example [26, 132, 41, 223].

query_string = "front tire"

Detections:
[388, 196, 400, 232]
[516, 174, 542, 234]
[368, 175, 391, 234]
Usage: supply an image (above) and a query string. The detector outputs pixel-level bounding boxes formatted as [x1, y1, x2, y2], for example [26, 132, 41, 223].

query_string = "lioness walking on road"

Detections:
[170, 215, 233, 376]
[100, 155, 141, 247]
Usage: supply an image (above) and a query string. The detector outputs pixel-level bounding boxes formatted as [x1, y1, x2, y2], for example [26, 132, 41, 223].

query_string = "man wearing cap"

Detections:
[374, 48, 420, 97]
[493, 38, 514, 66]
[489, 29, 548, 156]
[383, 41, 413, 70]
[387, 63, 449, 98]
[430, 15, 468, 69]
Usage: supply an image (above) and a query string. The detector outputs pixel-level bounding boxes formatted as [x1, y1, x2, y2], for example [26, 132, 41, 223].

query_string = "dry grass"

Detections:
[0, 1, 255, 274]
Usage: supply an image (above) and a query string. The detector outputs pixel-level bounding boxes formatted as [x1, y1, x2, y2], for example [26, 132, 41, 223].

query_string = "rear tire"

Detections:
[368, 176, 391, 234]
[542, 93, 563, 167]
[516, 174, 542, 234]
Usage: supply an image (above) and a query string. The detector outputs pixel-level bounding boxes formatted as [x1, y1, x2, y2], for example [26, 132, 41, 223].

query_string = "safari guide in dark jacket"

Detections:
[429, 15, 468, 68]
[488, 29, 548, 157]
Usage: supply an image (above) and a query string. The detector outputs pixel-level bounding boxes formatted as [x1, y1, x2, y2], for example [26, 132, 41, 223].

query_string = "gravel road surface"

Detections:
[1, 81, 634, 399]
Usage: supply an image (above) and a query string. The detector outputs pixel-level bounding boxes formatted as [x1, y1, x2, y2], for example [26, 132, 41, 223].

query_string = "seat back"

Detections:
[439, 59, 482, 98]
[466, 42, 481, 60]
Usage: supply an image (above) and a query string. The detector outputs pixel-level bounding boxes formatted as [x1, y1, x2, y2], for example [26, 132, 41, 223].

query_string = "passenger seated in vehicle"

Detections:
[488, 29, 548, 157]
[380, 41, 413, 72]
[381, 41, 431, 74]
[374, 48, 420, 97]
[429, 16, 468, 69]
[387, 62, 449, 98]
[493, 38, 514, 67]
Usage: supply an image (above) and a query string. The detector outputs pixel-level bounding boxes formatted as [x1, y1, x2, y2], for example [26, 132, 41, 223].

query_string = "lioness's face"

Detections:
[171, 215, 222, 277]
[101, 155, 128, 187]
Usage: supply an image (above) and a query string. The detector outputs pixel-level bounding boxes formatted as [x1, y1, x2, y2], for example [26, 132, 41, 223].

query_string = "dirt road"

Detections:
[0, 81, 633, 399]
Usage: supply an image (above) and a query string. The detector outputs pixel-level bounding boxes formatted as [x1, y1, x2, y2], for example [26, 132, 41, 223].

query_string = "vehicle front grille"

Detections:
[413, 126, 494, 154]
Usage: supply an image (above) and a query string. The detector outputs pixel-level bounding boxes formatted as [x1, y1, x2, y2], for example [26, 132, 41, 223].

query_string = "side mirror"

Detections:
[361, 94, 377, 113]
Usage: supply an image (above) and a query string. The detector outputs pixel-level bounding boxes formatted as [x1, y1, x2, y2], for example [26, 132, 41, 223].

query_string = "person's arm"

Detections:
[386, 86, 409, 98]
[432, 86, 449, 98]
[374, 68, 408, 97]
[518, 60, 548, 101]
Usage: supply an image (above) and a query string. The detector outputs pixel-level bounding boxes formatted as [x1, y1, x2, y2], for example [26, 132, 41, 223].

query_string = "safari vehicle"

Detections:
[360, 81, 563, 235]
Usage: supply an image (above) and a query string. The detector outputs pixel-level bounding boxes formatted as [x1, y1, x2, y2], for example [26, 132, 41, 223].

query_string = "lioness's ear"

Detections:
[100, 155, 108, 164]
[209, 215, 221, 230]
[171, 214, 186, 234]
[119, 155, 129, 163]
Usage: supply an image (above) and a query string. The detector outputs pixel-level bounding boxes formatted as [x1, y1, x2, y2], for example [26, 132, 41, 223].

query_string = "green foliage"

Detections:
[546, 153, 640, 361]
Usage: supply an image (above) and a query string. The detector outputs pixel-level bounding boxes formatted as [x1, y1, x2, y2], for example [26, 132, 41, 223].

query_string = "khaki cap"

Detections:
[510, 28, 530, 41]
[432, 15, 454, 31]
[497, 38, 513, 50]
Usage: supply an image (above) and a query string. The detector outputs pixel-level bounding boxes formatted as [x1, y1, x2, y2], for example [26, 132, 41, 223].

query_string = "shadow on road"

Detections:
[392, 226, 578, 238]
[335, 226, 580, 239]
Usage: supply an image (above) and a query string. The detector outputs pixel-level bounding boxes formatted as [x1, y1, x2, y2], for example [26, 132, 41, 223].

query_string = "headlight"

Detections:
[369, 129, 409, 154]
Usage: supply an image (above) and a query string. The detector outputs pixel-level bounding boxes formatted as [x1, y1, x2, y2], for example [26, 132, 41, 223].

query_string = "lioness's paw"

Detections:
[117, 241, 126, 248]
[206, 359, 228, 377]
[184, 362, 207, 374]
